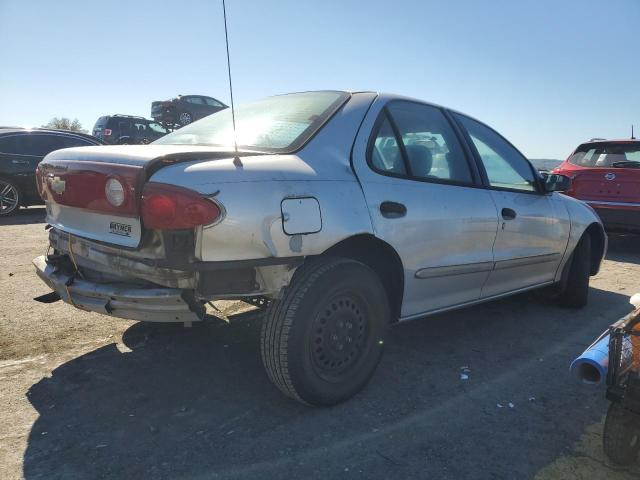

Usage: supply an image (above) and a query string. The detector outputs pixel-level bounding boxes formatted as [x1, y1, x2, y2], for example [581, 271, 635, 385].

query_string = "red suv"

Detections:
[553, 139, 640, 232]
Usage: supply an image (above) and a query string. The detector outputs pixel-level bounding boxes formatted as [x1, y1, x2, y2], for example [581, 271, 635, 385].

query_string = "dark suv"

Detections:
[151, 95, 227, 127]
[0, 128, 102, 216]
[92, 115, 169, 145]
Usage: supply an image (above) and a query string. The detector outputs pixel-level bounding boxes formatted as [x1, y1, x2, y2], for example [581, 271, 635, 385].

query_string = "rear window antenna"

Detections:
[222, 0, 242, 167]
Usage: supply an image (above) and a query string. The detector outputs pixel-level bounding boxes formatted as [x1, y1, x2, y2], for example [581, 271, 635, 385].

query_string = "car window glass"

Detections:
[186, 97, 205, 105]
[568, 143, 640, 167]
[29, 135, 69, 156]
[61, 137, 94, 148]
[204, 98, 223, 107]
[147, 122, 167, 133]
[455, 114, 536, 191]
[0, 136, 19, 154]
[387, 102, 472, 183]
[370, 114, 406, 175]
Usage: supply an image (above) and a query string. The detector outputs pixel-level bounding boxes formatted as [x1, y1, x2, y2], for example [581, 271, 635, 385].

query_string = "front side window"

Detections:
[368, 101, 473, 184]
[0, 136, 18, 154]
[455, 114, 536, 192]
[154, 91, 349, 153]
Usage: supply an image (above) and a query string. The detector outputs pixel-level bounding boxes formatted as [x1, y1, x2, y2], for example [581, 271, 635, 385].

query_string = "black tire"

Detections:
[0, 178, 21, 216]
[260, 257, 389, 406]
[603, 402, 640, 466]
[559, 233, 591, 308]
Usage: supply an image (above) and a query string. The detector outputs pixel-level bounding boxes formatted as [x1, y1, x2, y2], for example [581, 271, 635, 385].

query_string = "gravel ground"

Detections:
[1, 207, 639, 479]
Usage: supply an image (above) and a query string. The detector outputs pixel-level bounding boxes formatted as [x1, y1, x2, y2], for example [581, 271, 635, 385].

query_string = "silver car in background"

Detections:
[33, 91, 606, 406]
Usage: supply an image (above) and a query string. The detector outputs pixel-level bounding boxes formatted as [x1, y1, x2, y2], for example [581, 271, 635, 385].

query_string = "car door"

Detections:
[453, 113, 571, 297]
[352, 100, 500, 318]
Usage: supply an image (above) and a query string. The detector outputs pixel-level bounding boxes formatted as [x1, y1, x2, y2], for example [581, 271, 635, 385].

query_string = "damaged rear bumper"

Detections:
[33, 255, 203, 323]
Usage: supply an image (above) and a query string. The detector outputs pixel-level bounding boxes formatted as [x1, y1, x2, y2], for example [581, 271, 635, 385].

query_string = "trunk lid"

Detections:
[570, 167, 640, 205]
[37, 145, 242, 248]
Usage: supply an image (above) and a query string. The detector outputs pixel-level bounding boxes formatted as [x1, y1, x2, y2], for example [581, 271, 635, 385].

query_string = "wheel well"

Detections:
[585, 223, 606, 275]
[321, 234, 404, 322]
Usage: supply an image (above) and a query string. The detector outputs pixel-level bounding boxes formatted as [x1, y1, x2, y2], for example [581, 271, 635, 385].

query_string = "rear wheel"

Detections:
[178, 112, 193, 126]
[260, 257, 389, 406]
[0, 178, 20, 216]
[559, 233, 591, 308]
[603, 401, 640, 465]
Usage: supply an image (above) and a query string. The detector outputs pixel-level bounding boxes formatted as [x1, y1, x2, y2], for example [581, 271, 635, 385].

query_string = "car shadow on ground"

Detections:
[605, 233, 640, 265]
[1, 207, 46, 226]
[22, 284, 636, 479]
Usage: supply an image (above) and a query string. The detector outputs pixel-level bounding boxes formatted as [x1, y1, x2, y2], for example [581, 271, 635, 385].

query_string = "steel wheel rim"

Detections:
[179, 113, 192, 125]
[310, 294, 369, 381]
[0, 181, 19, 215]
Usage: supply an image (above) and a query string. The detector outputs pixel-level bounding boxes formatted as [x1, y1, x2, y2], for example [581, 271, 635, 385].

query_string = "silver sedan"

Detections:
[34, 91, 606, 406]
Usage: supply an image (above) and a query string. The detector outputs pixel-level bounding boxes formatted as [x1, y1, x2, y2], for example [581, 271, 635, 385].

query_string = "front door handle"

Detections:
[501, 207, 517, 220]
[380, 201, 407, 218]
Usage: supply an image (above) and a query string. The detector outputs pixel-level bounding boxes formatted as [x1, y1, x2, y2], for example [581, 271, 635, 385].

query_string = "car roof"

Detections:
[103, 114, 150, 121]
[0, 127, 103, 143]
[579, 139, 640, 145]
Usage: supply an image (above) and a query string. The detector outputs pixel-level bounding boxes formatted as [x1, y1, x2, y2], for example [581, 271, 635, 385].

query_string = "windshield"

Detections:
[568, 142, 640, 167]
[153, 91, 349, 152]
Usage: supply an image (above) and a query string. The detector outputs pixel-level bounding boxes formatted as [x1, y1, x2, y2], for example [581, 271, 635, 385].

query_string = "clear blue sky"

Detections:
[1, 0, 638, 158]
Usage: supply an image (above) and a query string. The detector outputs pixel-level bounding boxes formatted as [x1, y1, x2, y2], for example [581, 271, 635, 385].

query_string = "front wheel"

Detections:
[0, 178, 21, 216]
[558, 233, 591, 308]
[603, 401, 640, 465]
[260, 258, 389, 406]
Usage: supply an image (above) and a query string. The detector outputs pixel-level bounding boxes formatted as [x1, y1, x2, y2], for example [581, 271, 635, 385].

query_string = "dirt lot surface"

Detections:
[1, 207, 639, 479]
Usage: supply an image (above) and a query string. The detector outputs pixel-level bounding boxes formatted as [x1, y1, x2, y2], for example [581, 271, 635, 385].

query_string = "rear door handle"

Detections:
[501, 207, 517, 220]
[380, 201, 407, 218]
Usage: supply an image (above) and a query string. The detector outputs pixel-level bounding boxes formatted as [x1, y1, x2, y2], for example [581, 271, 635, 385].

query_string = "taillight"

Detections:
[35, 166, 44, 199]
[104, 129, 112, 136]
[141, 183, 221, 230]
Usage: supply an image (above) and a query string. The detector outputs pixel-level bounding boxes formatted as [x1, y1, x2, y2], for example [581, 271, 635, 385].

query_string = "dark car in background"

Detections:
[0, 128, 102, 216]
[93, 115, 169, 145]
[553, 139, 640, 233]
[151, 95, 227, 127]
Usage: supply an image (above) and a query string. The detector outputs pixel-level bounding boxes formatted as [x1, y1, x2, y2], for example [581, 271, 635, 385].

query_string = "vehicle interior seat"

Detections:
[404, 144, 433, 178]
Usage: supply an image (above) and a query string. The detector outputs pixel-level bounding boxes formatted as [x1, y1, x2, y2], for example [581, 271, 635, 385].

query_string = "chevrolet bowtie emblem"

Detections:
[50, 176, 66, 194]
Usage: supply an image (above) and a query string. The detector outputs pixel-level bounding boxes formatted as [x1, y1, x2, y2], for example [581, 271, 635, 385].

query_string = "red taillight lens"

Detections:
[141, 183, 221, 230]
[104, 129, 112, 136]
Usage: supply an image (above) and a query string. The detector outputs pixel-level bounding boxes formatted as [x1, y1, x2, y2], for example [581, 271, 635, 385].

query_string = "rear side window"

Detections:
[204, 97, 224, 107]
[568, 143, 640, 167]
[368, 101, 473, 184]
[455, 114, 537, 192]
[370, 114, 406, 175]
[185, 96, 205, 105]
[60, 136, 95, 148]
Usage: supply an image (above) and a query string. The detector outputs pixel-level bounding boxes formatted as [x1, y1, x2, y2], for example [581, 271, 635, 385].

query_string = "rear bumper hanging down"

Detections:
[33, 255, 203, 323]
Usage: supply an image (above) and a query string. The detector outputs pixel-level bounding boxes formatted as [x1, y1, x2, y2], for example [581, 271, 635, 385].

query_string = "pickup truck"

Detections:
[33, 90, 606, 406]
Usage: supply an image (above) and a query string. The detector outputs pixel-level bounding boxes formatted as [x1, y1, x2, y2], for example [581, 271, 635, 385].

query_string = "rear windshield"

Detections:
[153, 91, 349, 153]
[568, 142, 640, 167]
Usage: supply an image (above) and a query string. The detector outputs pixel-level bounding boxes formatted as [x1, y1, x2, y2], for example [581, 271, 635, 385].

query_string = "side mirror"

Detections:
[543, 173, 571, 193]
